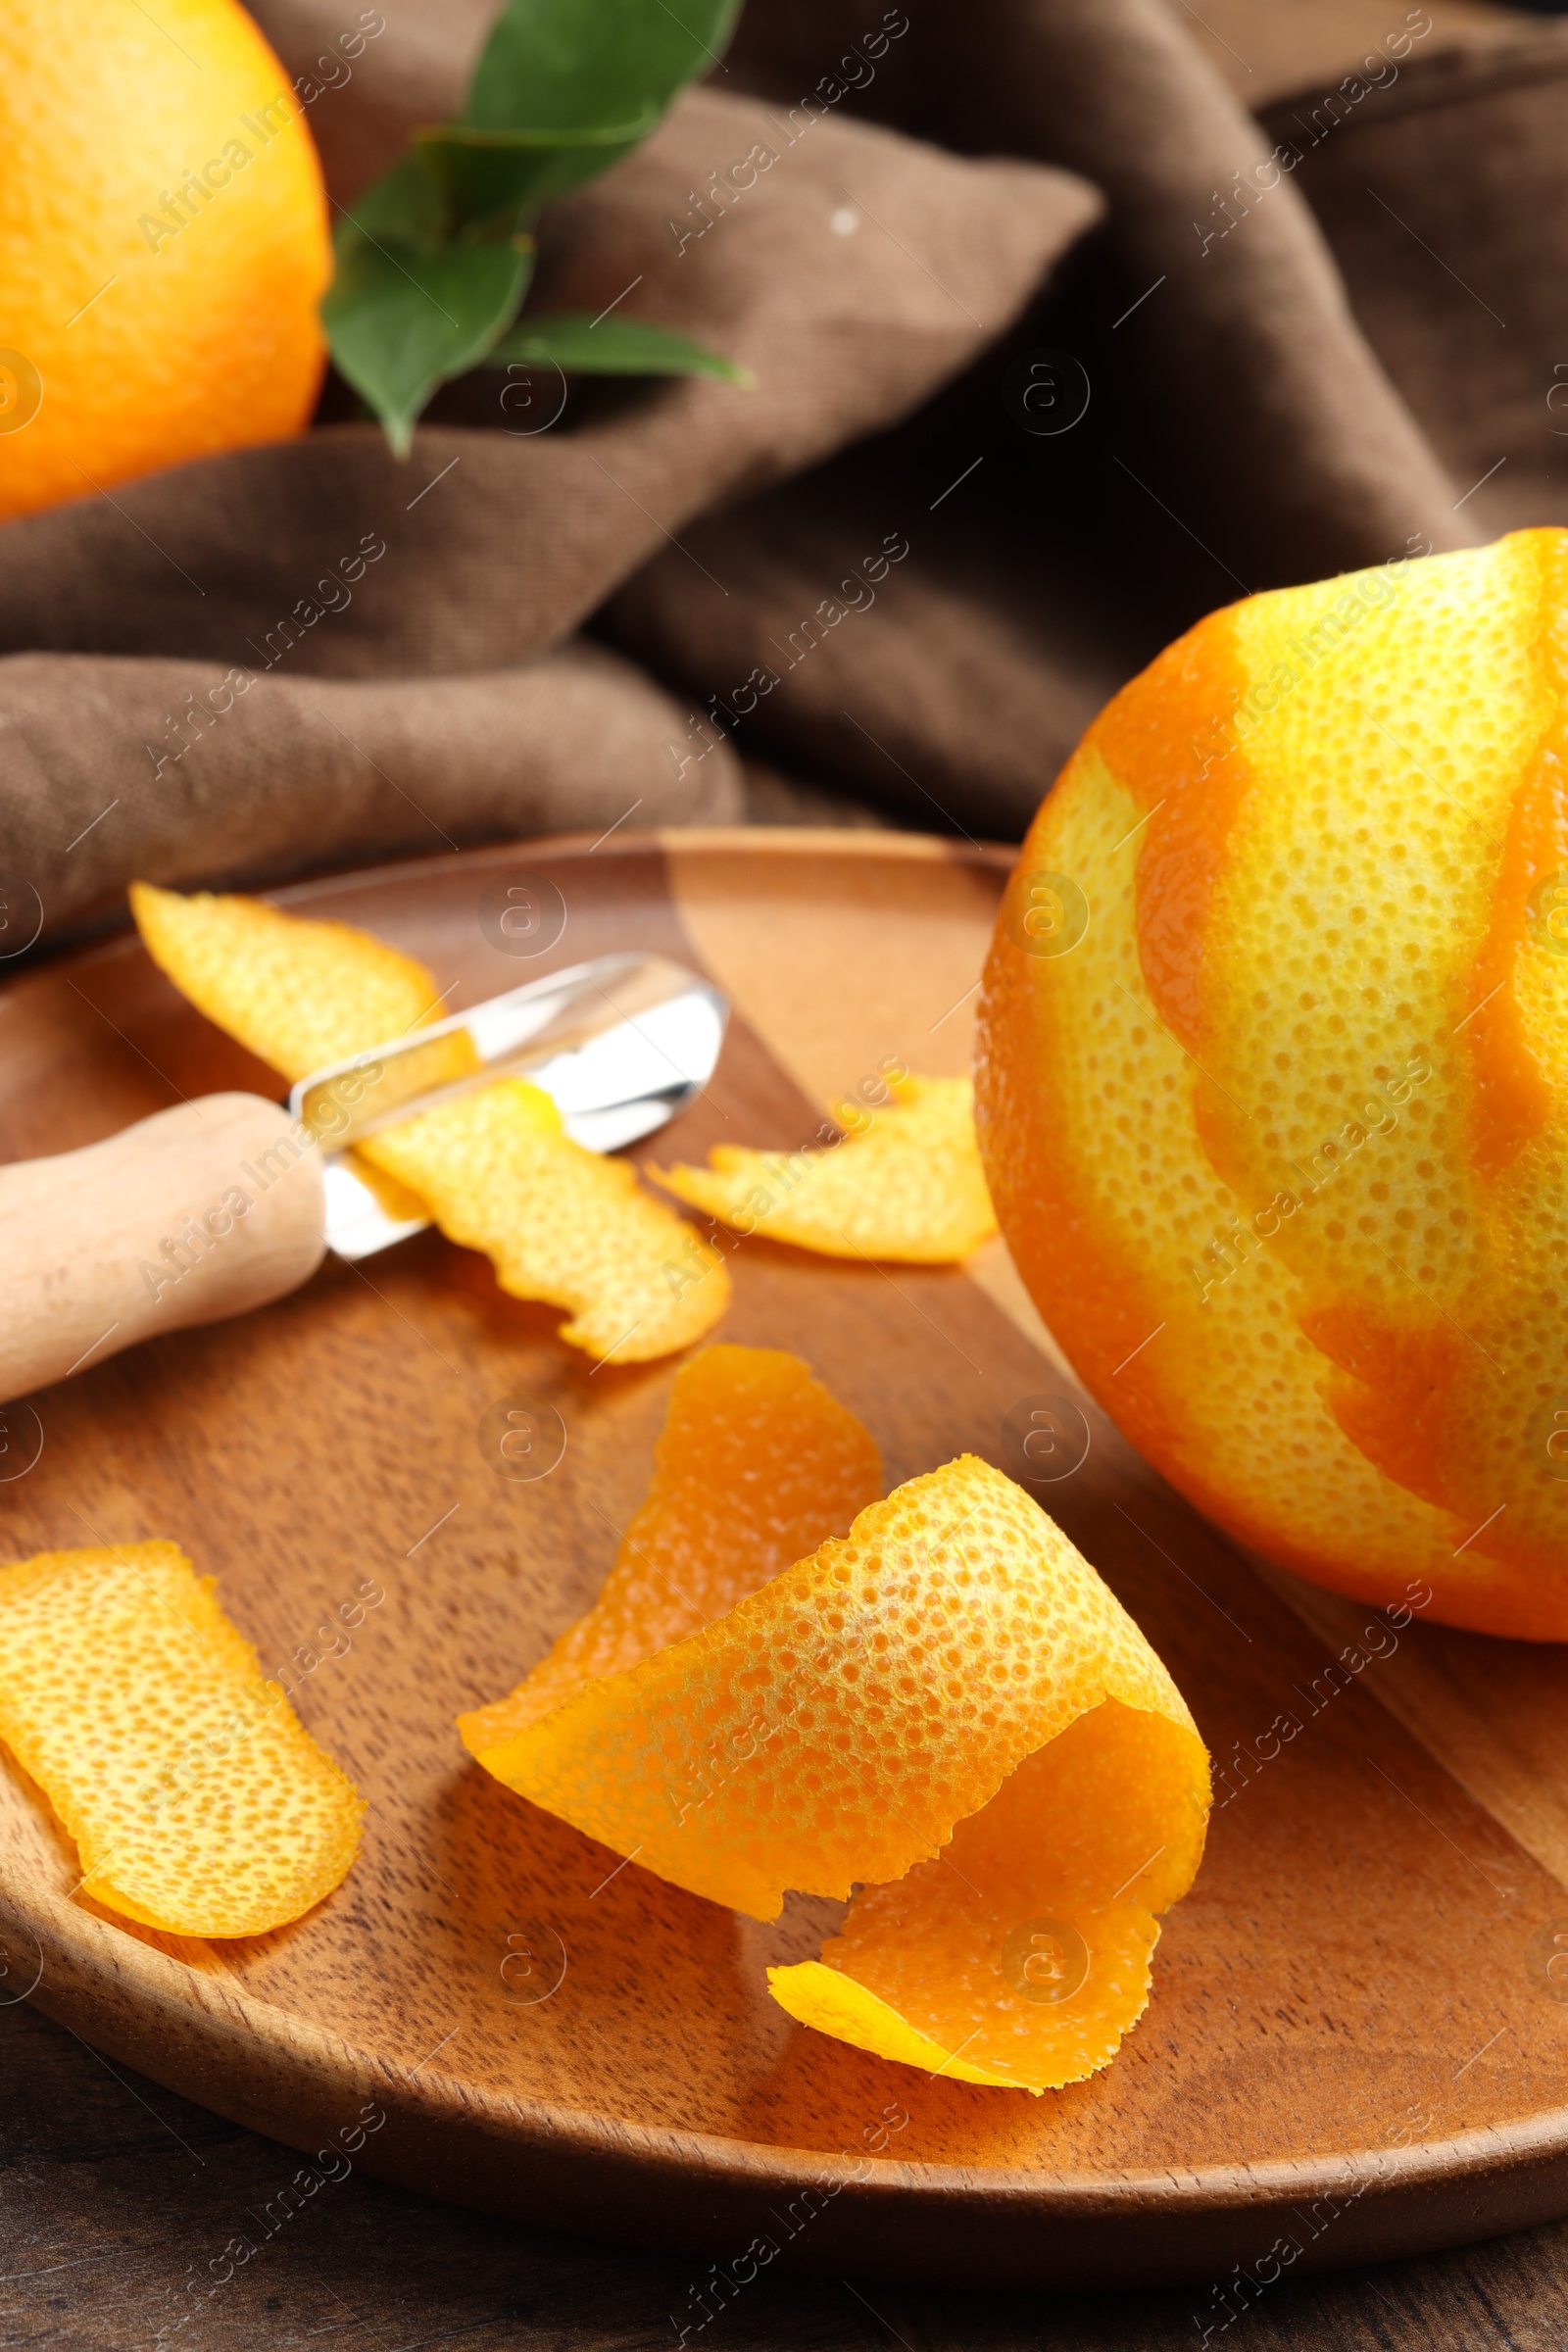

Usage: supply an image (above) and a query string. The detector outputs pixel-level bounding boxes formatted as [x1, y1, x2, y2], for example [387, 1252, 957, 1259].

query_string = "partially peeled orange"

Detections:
[978, 528, 1568, 1640]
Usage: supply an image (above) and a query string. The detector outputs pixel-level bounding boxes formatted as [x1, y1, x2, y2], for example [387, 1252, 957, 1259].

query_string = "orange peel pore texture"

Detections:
[129, 882, 730, 1362]
[460, 1344, 883, 1746]
[0, 1540, 362, 1936]
[653, 1074, 998, 1262]
[976, 527, 1568, 1638]
[0, 0, 330, 526]
[463, 1348, 1209, 2091]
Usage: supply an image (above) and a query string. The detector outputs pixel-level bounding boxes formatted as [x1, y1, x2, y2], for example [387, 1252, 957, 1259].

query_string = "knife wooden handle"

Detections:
[0, 1093, 327, 1409]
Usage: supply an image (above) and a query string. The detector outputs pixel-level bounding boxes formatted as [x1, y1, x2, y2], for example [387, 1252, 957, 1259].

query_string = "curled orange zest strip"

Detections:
[653, 1073, 998, 1262]
[462, 1346, 1210, 2090]
[129, 882, 729, 1363]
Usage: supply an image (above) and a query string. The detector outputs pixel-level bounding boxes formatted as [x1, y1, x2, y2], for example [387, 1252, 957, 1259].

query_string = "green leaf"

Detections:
[319, 0, 745, 454]
[462, 0, 743, 135]
[322, 239, 533, 457]
[415, 115, 656, 242]
[490, 312, 751, 385]
[334, 152, 450, 252]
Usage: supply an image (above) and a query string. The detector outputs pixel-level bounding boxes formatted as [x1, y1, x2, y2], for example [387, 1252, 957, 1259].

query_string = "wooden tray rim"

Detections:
[14, 1870, 1568, 2216]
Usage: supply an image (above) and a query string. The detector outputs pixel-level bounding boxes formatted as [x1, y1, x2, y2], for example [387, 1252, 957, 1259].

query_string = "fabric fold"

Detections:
[0, 90, 1100, 680]
[0, 64, 1101, 939]
[0, 0, 1563, 931]
[0, 643, 743, 943]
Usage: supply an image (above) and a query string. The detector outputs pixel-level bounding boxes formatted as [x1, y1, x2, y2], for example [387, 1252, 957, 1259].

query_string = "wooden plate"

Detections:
[4, 828, 1568, 2293]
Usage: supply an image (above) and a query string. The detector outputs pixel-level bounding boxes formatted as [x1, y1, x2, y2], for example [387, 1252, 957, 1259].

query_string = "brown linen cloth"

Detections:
[1, 0, 1564, 940]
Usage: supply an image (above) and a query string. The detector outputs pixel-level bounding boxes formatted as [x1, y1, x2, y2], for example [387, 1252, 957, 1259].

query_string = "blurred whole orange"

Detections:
[977, 529, 1568, 1640]
[0, 0, 329, 523]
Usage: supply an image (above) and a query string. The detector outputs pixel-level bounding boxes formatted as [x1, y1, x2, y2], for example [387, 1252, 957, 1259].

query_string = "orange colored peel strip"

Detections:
[0, 1541, 363, 1937]
[652, 1074, 998, 1262]
[462, 1347, 1210, 2091]
[1462, 533, 1568, 1182]
[129, 883, 730, 1362]
[461, 1345, 883, 1746]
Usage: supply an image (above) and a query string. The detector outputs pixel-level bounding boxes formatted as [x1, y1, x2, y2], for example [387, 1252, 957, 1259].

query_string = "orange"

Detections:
[977, 527, 1568, 1640]
[0, 0, 329, 523]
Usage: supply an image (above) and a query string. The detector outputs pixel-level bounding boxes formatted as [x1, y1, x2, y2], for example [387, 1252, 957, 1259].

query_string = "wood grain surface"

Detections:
[7, 1992, 1568, 2352]
[3, 831, 1568, 2299]
[10, 1990, 1568, 2352]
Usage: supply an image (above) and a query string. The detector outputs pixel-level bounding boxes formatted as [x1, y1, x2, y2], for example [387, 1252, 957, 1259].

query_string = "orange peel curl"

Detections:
[462, 1345, 1209, 2091]
[652, 1072, 998, 1262]
[0, 1540, 363, 1936]
[129, 882, 729, 1362]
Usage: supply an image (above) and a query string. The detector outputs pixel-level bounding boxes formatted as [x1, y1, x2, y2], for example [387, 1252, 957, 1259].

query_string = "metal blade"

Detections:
[289, 953, 727, 1261]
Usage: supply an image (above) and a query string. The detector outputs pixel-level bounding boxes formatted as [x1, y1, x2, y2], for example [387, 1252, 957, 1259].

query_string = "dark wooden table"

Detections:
[4, 1997, 1566, 2352]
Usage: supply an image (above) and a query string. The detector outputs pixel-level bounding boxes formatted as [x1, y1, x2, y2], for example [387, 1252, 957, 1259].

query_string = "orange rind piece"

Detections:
[0, 1540, 363, 1937]
[652, 1073, 998, 1262]
[129, 882, 440, 1077]
[461, 1345, 885, 1746]
[129, 882, 730, 1363]
[462, 1347, 1209, 2091]
[362, 1078, 730, 1362]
